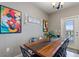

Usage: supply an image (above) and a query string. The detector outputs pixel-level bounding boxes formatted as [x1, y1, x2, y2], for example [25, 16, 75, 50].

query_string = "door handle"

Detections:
[76, 32, 78, 36]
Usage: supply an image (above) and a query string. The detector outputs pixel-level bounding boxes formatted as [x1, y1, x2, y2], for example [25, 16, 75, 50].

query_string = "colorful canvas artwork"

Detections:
[0, 5, 22, 33]
[43, 19, 48, 38]
[43, 19, 48, 32]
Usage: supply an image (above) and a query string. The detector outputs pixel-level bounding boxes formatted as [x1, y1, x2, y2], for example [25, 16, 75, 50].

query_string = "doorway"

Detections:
[61, 16, 79, 50]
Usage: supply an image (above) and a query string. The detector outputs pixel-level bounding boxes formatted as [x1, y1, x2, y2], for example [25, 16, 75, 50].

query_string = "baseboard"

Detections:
[67, 47, 79, 54]
[15, 53, 22, 57]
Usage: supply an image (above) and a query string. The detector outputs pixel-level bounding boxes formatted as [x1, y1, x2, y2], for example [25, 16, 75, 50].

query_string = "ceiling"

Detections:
[32, 2, 79, 14]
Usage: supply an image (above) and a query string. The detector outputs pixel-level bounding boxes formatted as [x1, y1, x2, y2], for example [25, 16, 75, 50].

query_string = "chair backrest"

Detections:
[20, 45, 32, 57]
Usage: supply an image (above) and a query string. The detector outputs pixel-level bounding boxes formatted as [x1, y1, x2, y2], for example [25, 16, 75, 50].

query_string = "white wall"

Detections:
[0, 2, 48, 57]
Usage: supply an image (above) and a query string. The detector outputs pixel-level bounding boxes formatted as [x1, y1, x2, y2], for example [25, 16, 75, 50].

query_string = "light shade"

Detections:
[52, 2, 64, 10]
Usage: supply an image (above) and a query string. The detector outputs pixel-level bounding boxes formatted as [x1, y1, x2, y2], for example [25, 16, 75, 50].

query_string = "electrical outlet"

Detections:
[6, 48, 10, 52]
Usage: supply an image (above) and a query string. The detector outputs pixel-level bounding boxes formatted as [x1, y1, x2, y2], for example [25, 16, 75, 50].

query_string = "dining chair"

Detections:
[20, 45, 40, 57]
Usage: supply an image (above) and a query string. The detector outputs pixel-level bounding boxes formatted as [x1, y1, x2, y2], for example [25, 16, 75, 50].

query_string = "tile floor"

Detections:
[67, 51, 79, 57]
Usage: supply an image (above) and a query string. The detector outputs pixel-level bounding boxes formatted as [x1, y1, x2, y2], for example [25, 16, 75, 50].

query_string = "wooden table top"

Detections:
[24, 39, 65, 57]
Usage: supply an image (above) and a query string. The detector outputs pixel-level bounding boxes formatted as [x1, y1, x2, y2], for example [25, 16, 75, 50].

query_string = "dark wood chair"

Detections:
[20, 45, 40, 57]
[53, 38, 69, 57]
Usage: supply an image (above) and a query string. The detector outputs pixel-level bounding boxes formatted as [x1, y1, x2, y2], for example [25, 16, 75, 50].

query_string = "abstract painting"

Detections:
[0, 5, 22, 33]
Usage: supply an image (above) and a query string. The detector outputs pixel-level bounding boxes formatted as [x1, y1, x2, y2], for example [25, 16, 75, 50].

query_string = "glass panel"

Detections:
[65, 20, 74, 41]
